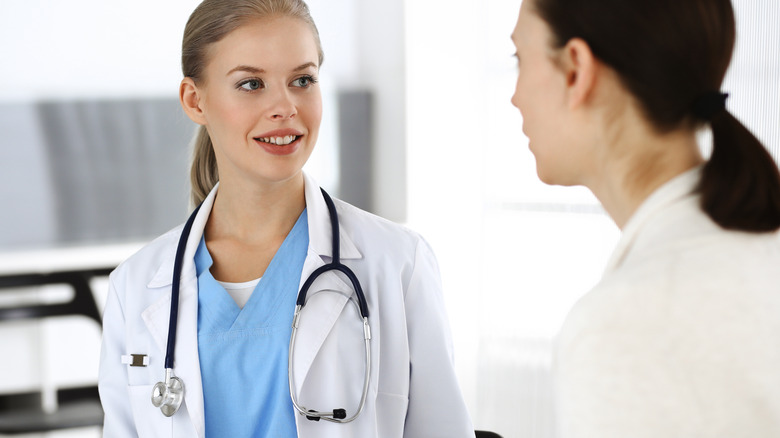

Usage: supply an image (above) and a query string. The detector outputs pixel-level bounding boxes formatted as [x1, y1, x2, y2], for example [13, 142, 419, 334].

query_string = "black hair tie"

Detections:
[692, 91, 729, 121]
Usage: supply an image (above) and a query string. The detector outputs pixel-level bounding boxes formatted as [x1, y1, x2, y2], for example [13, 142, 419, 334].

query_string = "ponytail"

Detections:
[531, 0, 780, 232]
[190, 125, 219, 206]
[697, 110, 780, 232]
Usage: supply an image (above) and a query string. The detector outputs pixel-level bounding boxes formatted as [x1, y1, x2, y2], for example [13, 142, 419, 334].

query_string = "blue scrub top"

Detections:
[195, 210, 309, 438]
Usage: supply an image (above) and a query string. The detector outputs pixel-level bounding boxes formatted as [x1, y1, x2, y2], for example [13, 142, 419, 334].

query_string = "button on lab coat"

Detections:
[98, 172, 474, 438]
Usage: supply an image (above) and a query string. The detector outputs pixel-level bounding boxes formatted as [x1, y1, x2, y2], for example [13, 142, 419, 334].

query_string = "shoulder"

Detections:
[558, 214, 780, 361]
[578, 228, 779, 315]
[330, 198, 442, 295]
[109, 224, 183, 288]
[614, 195, 780, 296]
[333, 197, 428, 255]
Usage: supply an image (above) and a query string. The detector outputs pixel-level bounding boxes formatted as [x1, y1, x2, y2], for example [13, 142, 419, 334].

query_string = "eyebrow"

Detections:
[226, 62, 318, 76]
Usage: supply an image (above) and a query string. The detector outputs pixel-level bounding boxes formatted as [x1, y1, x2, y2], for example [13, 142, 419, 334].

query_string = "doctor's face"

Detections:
[193, 16, 322, 187]
[510, 2, 581, 186]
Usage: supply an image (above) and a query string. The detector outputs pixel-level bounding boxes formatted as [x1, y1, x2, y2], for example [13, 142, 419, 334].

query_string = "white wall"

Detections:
[0, 1, 199, 100]
[308, 0, 407, 221]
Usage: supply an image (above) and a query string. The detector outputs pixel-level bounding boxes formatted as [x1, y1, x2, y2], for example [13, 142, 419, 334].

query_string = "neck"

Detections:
[206, 172, 306, 244]
[587, 125, 703, 229]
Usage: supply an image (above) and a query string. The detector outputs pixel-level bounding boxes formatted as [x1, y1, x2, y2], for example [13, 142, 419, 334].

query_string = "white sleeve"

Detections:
[403, 238, 474, 438]
[98, 273, 137, 437]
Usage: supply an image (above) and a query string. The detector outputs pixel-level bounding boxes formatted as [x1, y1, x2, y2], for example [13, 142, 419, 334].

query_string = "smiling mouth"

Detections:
[255, 135, 301, 145]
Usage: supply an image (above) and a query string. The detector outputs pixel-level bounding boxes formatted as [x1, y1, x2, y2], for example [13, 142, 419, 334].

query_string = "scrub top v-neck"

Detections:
[194, 209, 309, 438]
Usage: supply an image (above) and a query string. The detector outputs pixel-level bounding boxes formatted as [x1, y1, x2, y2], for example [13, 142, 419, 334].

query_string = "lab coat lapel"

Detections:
[141, 184, 219, 438]
[291, 174, 363, 393]
[291, 252, 353, 394]
[172, 270, 204, 438]
[303, 172, 361, 260]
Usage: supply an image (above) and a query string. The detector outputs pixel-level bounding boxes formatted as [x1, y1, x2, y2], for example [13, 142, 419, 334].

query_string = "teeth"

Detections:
[259, 135, 297, 145]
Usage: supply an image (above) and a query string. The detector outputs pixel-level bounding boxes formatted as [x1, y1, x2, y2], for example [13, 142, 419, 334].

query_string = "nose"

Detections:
[268, 87, 297, 120]
[510, 88, 520, 109]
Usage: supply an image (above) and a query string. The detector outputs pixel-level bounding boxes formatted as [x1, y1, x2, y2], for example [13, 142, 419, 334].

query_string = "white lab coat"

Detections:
[555, 167, 780, 437]
[98, 172, 474, 438]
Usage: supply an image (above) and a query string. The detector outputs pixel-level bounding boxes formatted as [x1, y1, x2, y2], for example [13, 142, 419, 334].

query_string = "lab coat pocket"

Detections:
[127, 384, 173, 438]
[375, 392, 408, 438]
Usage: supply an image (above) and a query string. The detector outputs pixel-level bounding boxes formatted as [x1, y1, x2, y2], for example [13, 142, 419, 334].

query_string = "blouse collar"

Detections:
[603, 165, 703, 273]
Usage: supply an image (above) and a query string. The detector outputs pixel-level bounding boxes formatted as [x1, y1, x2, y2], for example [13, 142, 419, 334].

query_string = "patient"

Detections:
[509, 0, 780, 436]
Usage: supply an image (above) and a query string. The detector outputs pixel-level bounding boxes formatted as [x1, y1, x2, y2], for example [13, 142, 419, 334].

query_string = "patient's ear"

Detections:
[559, 37, 597, 110]
[180, 77, 206, 126]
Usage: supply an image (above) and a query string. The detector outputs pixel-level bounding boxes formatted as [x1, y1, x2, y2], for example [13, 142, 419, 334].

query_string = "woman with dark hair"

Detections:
[510, 0, 780, 435]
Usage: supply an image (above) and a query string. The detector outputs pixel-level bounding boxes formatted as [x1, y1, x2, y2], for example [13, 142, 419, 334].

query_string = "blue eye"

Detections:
[291, 75, 318, 88]
[239, 79, 263, 91]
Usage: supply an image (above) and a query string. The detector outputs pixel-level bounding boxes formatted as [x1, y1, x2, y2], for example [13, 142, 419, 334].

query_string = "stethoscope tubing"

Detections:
[309, 188, 369, 318]
[295, 262, 369, 318]
[288, 299, 371, 423]
[153, 203, 201, 417]
[165, 203, 202, 370]
[156, 187, 371, 422]
[286, 188, 371, 422]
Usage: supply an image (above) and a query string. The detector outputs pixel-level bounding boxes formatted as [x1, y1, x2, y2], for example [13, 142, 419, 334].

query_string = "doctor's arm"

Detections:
[403, 238, 474, 438]
[98, 274, 137, 437]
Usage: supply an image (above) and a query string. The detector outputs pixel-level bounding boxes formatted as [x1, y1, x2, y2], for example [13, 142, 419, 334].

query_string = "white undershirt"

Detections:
[216, 278, 261, 309]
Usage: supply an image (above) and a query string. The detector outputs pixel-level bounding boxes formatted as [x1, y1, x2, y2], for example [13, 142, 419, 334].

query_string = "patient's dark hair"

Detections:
[532, 0, 780, 232]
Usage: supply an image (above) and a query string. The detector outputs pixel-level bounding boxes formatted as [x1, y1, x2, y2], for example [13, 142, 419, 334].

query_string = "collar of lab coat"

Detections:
[141, 171, 362, 437]
[302, 172, 362, 261]
[146, 171, 362, 288]
[603, 165, 702, 273]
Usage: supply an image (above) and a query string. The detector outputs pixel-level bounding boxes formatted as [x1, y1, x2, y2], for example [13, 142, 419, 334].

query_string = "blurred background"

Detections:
[0, 0, 777, 437]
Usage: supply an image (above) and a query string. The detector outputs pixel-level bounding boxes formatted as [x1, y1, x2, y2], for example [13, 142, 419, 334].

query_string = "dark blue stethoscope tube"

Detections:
[297, 189, 369, 318]
[164, 203, 201, 370]
[158, 187, 370, 420]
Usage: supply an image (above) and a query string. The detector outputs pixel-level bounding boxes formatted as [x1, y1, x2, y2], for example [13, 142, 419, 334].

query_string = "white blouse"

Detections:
[555, 167, 780, 437]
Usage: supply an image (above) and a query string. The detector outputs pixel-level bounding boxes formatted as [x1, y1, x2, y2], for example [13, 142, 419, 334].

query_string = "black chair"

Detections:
[0, 268, 110, 434]
[476, 430, 503, 438]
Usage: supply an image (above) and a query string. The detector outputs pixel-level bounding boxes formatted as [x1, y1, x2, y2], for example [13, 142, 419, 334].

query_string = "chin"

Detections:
[536, 172, 558, 186]
[260, 167, 306, 184]
[534, 163, 566, 187]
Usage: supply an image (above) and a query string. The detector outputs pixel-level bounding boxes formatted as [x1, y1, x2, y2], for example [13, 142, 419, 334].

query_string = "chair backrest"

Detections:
[0, 268, 111, 433]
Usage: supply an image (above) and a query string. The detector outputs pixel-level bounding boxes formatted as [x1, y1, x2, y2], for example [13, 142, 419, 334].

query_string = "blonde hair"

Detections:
[182, 0, 324, 205]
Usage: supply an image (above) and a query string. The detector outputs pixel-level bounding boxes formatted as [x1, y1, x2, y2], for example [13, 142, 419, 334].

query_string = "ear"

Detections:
[559, 38, 597, 110]
[180, 77, 207, 125]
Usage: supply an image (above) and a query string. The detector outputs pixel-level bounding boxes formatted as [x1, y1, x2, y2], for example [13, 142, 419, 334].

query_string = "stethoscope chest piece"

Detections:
[152, 371, 185, 417]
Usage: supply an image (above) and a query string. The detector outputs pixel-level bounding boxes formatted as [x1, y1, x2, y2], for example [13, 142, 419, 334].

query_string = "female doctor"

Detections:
[510, 0, 780, 436]
[98, 0, 474, 436]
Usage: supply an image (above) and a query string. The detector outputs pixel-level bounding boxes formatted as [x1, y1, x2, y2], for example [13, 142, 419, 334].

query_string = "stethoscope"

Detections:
[152, 188, 371, 424]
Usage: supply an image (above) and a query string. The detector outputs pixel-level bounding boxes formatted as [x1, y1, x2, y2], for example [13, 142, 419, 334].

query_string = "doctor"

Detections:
[98, 0, 474, 436]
